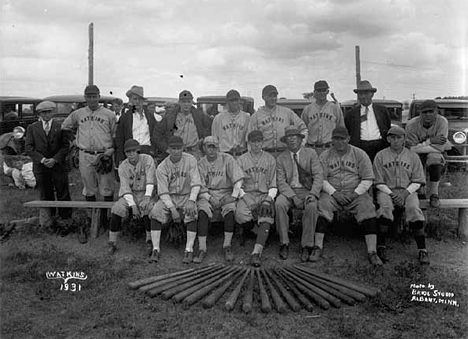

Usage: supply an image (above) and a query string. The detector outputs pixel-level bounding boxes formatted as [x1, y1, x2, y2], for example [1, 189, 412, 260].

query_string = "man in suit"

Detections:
[344, 80, 391, 162]
[25, 101, 72, 219]
[115, 85, 158, 166]
[275, 126, 323, 262]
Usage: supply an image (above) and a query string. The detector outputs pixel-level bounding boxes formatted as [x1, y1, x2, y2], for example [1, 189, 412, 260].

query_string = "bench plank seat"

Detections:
[420, 199, 468, 240]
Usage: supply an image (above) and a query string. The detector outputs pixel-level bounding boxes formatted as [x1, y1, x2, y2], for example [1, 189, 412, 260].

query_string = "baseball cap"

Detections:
[420, 100, 438, 113]
[331, 126, 350, 139]
[280, 126, 304, 143]
[124, 139, 141, 152]
[262, 85, 278, 97]
[203, 136, 219, 146]
[314, 80, 329, 91]
[13, 126, 25, 139]
[387, 126, 406, 137]
[168, 136, 184, 148]
[179, 90, 194, 101]
[226, 89, 241, 101]
[84, 85, 100, 95]
[247, 130, 264, 142]
[36, 101, 56, 113]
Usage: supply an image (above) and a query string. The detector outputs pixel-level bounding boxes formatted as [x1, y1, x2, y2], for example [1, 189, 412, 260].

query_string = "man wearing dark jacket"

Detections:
[154, 90, 212, 160]
[344, 80, 391, 162]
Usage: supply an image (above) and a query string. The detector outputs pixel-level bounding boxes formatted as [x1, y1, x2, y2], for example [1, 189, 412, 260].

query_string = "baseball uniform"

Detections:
[211, 110, 250, 154]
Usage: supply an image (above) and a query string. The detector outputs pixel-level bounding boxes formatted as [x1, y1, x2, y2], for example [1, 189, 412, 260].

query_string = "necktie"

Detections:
[361, 106, 369, 123]
[44, 121, 50, 135]
[293, 153, 299, 165]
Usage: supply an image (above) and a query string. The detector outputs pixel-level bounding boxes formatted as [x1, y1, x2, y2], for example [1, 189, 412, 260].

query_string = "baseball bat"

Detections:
[183, 267, 241, 307]
[202, 269, 246, 309]
[288, 267, 355, 305]
[142, 264, 223, 294]
[275, 269, 314, 312]
[293, 266, 366, 302]
[161, 266, 231, 299]
[173, 266, 237, 303]
[292, 264, 380, 297]
[225, 268, 250, 311]
[268, 269, 301, 312]
[128, 263, 217, 289]
[242, 268, 255, 313]
[256, 268, 272, 313]
[283, 267, 341, 308]
[261, 268, 287, 313]
[279, 268, 330, 310]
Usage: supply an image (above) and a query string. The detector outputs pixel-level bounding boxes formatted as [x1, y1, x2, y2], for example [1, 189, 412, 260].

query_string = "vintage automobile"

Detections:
[143, 97, 178, 116]
[196, 95, 255, 118]
[408, 99, 468, 163]
[340, 99, 403, 126]
[276, 98, 313, 117]
[0, 96, 42, 134]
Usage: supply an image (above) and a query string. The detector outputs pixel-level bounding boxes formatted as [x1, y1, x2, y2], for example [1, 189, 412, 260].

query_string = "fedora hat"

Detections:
[280, 126, 304, 143]
[126, 85, 147, 100]
[353, 80, 377, 93]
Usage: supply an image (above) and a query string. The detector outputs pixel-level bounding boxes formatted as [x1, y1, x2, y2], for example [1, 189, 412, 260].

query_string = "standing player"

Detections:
[405, 99, 450, 208]
[236, 130, 277, 267]
[301, 80, 344, 155]
[61, 85, 116, 237]
[198, 136, 245, 262]
[373, 126, 429, 264]
[248, 85, 308, 157]
[149, 136, 210, 263]
[107, 140, 156, 255]
[312, 127, 383, 266]
[211, 89, 250, 157]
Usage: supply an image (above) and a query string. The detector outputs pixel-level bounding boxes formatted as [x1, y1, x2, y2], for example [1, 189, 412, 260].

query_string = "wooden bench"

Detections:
[420, 198, 468, 240]
[23, 200, 114, 238]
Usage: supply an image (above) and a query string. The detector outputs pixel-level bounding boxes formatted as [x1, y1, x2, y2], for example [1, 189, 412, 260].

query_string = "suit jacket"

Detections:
[344, 103, 391, 148]
[154, 106, 212, 152]
[115, 108, 158, 165]
[276, 147, 323, 199]
[25, 120, 70, 173]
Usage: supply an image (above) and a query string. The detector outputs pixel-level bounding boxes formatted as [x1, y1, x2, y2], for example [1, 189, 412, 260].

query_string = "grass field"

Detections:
[1, 167, 467, 339]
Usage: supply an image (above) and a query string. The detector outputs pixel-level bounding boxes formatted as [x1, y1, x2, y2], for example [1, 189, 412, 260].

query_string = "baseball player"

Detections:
[149, 136, 211, 263]
[313, 126, 383, 266]
[107, 139, 156, 255]
[197, 136, 245, 262]
[236, 130, 277, 267]
[405, 99, 451, 208]
[301, 80, 344, 155]
[373, 126, 429, 265]
[211, 89, 250, 157]
[61, 85, 117, 232]
[248, 85, 308, 157]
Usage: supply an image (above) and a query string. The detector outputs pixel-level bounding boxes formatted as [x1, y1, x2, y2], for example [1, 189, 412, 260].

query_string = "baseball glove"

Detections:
[93, 154, 113, 174]
[257, 200, 275, 218]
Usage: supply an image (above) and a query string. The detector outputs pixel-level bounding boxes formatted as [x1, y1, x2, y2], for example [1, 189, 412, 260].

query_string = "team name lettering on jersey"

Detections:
[259, 116, 285, 126]
[329, 160, 357, 170]
[170, 171, 188, 180]
[206, 170, 225, 178]
[244, 166, 268, 175]
[309, 112, 335, 121]
[383, 160, 411, 170]
[80, 116, 106, 124]
[222, 121, 246, 131]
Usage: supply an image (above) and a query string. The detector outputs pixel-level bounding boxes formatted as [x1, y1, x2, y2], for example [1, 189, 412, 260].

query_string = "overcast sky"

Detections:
[1, 0, 467, 106]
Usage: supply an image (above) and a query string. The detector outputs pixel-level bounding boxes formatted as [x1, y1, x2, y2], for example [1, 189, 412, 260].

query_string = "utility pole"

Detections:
[88, 23, 94, 86]
[355, 45, 361, 102]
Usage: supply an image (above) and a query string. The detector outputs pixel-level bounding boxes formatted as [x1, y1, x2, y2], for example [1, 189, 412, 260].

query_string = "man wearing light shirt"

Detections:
[313, 126, 383, 266]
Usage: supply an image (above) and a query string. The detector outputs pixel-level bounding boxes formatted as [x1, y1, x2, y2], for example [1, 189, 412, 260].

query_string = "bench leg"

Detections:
[90, 209, 101, 239]
[458, 208, 468, 241]
[39, 208, 52, 227]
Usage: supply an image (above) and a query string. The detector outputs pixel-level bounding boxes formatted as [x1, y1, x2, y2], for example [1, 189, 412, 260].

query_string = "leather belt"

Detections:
[264, 147, 286, 153]
[183, 146, 197, 152]
[307, 142, 332, 148]
[226, 149, 247, 156]
[80, 149, 105, 155]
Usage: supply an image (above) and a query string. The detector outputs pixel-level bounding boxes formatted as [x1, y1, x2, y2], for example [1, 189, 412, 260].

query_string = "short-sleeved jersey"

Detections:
[156, 152, 202, 196]
[212, 110, 250, 152]
[118, 154, 156, 197]
[247, 105, 308, 149]
[61, 106, 116, 150]
[301, 101, 344, 145]
[405, 115, 449, 153]
[198, 152, 245, 195]
[373, 147, 426, 189]
[237, 151, 277, 193]
[319, 145, 374, 193]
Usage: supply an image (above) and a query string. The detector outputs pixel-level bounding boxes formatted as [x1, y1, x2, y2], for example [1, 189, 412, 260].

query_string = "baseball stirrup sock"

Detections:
[186, 231, 197, 252]
[197, 211, 209, 237]
[110, 214, 122, 232]
[151, 230, 161, 251]
[256, 222, 270, 246]
[150, 219, 163, 231]
[223, 232, 233, 248]
[143, 216, 150, 232]
[428, 164, 442, 182]
[224, 212, 235, 232]
[198, 236, 207, 251]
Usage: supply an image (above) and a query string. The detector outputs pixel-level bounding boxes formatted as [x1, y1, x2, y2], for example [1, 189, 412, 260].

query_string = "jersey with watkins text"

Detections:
[237, 151, 277, 193]
[118, 154, 156, 196]
[212, 110, 250, 152]
[198, 152, 244, 195]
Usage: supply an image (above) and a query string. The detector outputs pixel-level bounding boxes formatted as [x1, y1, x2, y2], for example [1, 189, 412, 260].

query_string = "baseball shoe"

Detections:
[368, 251, 383, 267]
[279, 244, 289, 260]
[429, 194, 440, 208]
[308, 246, 323, 262]
[182, 251, 193, 264]
[150, 249, 160, 263]
[107, 241, 116, 255]
[224, 246, 234, 262]
[377, 246, 389, 263]
[250, 253, 261, 267]
[146, 241, 153, 257]
[301, 247, 312, 263]
[193, 250, 206, 264]
[418, 250, 430, 265]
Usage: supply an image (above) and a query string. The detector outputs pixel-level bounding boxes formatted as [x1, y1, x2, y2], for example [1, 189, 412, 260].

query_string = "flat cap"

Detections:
[247, 130, 264, 142]
[420, 100, 438, 112]
[37, 101, 56, 113]
[84, 85, 100, 95]
[262, 85, 278, 97]
[387, 126, 406, 137]
[203, 136, 219, 146]
[168, 136, 184, 148]
[331, 126, 350, 139]
[226, 89, 241, 101]
[314, 80, 329, 90]
[124, 139, 141, 152]
[179, 90, 194, 101]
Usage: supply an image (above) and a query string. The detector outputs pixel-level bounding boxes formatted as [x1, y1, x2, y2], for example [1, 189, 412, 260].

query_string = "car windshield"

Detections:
[440, 107, 468, 120]
[199, 103, 225, 116]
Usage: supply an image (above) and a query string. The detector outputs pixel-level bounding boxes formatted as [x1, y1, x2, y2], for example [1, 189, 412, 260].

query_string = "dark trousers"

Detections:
[359, 139, 386, 163]
[35, 168, 72, 219]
